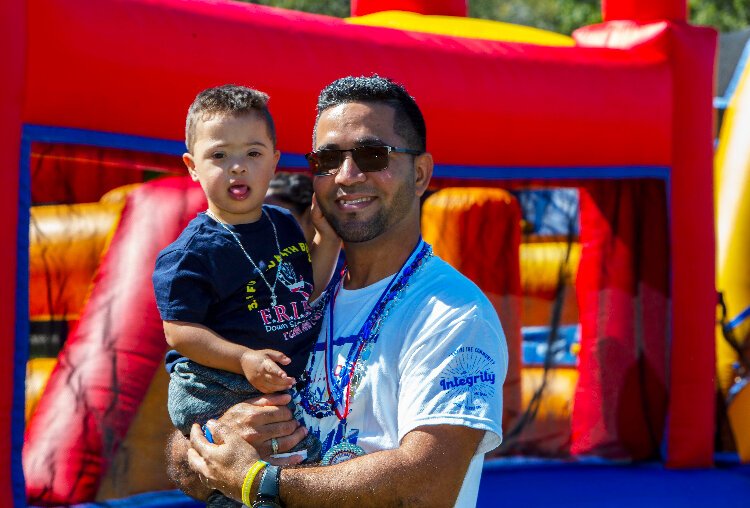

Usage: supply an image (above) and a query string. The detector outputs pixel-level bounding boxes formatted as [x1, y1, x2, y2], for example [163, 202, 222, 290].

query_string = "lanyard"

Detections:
[323, 239, 428, 421]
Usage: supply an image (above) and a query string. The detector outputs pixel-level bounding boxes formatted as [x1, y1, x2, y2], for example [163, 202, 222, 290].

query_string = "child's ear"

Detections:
[273, 149, 281, 167]
[183, 153, 199, 182]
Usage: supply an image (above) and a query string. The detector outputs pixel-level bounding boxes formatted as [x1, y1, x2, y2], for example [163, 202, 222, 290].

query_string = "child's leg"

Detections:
[168, 360, 261, 435]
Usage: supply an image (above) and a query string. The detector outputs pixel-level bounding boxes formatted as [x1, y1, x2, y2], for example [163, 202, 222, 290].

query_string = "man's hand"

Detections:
[188, 420, 259, 502]
[239, 349, 295, 393]
[217, 393, 307, 460]
[310, 194, 339, 244]
[165, 393, 306, 500]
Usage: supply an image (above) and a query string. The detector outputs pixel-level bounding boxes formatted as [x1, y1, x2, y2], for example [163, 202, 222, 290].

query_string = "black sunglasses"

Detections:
[305, 145, 422, 176]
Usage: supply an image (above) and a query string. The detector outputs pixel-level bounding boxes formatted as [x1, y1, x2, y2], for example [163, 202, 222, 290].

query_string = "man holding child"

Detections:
[164, 75, 507, 508]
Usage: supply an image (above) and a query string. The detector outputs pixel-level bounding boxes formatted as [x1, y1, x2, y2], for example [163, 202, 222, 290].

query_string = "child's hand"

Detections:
[310, 194, 340, 245]
[240, 349, 295, 393]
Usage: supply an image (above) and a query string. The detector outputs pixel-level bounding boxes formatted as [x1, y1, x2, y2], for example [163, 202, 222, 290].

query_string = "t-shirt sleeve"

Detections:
[152, 248, 215, 323]
[397, 301, 508, 456]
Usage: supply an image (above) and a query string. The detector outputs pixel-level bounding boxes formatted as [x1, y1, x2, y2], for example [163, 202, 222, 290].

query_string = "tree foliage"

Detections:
[470, 0, 600, 35]
[690, 0, 750, 32]
[238, 1, 750, 34]
[244, 0, 349, 17]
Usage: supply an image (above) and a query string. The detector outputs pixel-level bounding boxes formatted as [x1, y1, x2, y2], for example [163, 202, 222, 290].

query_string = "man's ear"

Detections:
[183, 153, 198, 182]
[414, 152, 434, 197]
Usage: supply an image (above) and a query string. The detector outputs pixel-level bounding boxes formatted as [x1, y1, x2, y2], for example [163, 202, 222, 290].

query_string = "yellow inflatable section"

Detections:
[346, 11, 574, 47]
[715, 59, 750, 393]
[715, 58, 750, 461]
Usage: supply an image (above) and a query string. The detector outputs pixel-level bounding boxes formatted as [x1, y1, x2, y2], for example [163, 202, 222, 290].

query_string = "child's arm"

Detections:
[308, 194, 341, 301]
[163, 320, 295, 393]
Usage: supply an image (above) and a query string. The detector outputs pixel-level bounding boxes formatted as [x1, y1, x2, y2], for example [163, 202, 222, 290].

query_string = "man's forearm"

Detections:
[279, 426, 482, 508]
[166, 429, 213, 501]
[282, 449, 423, 507]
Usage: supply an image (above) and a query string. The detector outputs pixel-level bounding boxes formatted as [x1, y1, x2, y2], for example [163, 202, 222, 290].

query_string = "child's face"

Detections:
[184, 112, 280, 224]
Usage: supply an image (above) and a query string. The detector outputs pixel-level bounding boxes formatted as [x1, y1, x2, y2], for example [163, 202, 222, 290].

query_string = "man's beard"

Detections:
[325, 209, 389, 243]
[319, 180, 415, 243]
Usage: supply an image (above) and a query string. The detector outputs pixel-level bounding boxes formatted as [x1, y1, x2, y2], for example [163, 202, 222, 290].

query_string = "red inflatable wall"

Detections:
[603, 0, 686, 21]
[24, 177, 206, 504]
[575, 19, 717, 468]
[23, 0, 671, 168]
[573, 181, 670, 460]
[352, 0, 468, 17]
[2, 0, 26, 505]
[30, 143, 183, 204]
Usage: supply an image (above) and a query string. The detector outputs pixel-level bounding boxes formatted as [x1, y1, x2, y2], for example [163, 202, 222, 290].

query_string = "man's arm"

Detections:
[282, 425, 482, 508]
[166, 429, 213, 500]
[188, 421, 483, 508]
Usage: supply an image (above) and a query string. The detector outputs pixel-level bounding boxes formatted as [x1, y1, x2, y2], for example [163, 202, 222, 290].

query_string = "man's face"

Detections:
[312, 102, 426, 243]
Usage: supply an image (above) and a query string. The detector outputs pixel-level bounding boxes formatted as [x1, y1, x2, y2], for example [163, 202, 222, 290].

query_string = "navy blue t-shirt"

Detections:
[153, 205, 322, 379]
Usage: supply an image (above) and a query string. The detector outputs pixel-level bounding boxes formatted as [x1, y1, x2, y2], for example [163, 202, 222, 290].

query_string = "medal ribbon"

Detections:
[323, 239, 431, 421]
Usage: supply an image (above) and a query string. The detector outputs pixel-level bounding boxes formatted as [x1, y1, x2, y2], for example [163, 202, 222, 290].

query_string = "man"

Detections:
[171, 75, 507, 507]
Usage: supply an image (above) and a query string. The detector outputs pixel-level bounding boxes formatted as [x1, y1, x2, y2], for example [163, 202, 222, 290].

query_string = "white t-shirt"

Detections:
[294, 244, 507, 507]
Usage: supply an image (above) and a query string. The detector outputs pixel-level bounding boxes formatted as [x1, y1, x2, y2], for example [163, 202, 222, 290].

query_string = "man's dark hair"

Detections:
[266, 172, 313, 216]
[185, 84, 276, 152]
[315, 75, 426, 152]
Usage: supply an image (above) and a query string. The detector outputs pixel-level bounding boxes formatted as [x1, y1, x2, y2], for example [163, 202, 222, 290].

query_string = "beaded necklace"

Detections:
[298, 240, 433, 420]
[205, 208, 285, 307]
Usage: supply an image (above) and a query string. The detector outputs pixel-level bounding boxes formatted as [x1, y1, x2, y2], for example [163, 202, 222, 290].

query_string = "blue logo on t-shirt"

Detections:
[438, 346, 497, 411]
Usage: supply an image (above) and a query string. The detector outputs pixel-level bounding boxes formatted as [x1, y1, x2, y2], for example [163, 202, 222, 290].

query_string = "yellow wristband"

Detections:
[241, 460, 268, 507]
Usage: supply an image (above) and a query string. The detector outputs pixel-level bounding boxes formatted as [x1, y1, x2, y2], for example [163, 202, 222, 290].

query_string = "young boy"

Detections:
[152, 85, 338, 467]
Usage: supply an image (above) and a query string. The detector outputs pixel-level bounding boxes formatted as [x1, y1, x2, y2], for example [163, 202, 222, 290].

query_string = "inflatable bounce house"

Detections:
[3, 0, 750, 505]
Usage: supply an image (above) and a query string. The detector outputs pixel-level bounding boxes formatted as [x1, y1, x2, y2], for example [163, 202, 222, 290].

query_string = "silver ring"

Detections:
[271, 437, 279, 455]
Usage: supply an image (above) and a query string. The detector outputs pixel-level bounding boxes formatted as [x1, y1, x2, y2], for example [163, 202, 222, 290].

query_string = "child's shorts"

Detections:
[168, 360, 321, 463]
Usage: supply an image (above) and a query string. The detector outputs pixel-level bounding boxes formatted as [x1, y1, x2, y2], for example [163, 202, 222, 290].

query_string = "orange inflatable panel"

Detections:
[29, 202, 123, 320]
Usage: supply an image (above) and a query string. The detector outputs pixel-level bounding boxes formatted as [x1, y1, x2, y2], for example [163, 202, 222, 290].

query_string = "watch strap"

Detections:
[252, 464, 281, 508]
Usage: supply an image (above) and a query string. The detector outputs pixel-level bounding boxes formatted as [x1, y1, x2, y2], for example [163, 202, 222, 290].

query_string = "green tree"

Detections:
[690, 0, 750, 32]
[240, 0, 349, 17]
[470, 0, 600, 35]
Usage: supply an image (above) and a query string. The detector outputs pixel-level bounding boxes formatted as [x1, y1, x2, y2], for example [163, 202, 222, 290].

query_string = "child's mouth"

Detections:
[229, 184, 249, 200]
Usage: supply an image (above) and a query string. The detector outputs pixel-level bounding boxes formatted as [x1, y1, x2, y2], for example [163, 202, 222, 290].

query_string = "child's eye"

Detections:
[212, 152, 225, 160]
[248, 151, 261, 157]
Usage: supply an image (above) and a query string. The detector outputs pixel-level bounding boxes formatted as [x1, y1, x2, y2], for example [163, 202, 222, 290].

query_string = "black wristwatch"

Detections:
[252, 464, 282, 508]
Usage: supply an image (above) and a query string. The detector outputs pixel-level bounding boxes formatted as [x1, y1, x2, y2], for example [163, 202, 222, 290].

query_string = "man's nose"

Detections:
[334, 152, 366, 185]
